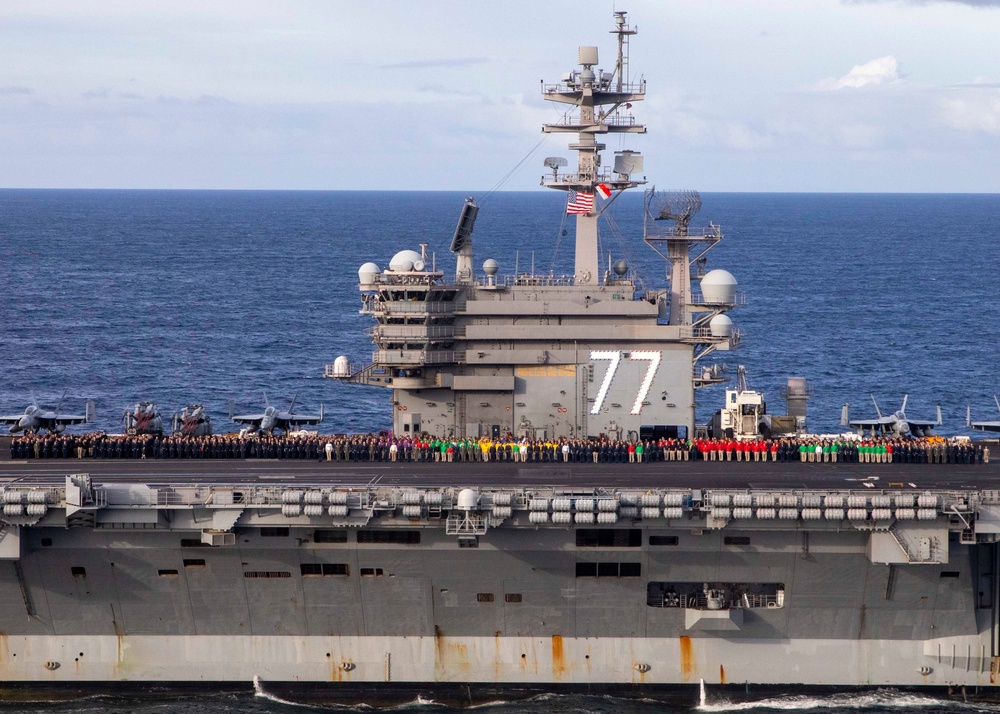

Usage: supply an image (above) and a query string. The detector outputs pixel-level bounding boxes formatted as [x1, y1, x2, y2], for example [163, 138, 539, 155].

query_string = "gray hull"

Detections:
[1, 477, 999, 699]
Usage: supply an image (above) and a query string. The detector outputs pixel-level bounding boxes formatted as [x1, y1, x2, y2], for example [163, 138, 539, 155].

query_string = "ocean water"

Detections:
[2, 189, 998, 437]
[1, 189, 1000, 708]
[0, 685, 999, 713]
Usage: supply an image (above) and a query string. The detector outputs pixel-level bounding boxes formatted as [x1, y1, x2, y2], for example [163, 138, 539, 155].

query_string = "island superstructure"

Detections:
[328, 11, 740, 442]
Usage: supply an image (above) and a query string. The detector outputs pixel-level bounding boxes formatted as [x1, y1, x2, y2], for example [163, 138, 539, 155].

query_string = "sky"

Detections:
[2, 0, 1000, 192]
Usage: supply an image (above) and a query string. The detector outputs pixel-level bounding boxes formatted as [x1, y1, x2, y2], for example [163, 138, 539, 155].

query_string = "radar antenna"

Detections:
[543, 156, 568, 182]
[652, 190, 702, 236]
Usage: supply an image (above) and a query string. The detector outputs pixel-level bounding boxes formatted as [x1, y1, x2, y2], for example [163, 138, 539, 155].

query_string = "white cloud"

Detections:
[834, 56, 900, 88]
[939, 88, 1000, 133]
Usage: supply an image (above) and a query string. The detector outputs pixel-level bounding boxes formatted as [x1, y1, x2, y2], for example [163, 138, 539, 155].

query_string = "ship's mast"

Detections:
[541, 12, 646, 285]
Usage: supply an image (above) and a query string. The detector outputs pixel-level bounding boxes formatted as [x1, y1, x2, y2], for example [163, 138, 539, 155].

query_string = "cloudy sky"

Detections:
[2, 0, 999, 192]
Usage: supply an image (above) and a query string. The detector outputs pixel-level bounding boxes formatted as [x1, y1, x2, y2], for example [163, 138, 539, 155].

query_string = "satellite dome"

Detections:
[709, 314, 734, 338]
[331, 355, 351, 378]
[413, 259, 426, 272]
[700, 269, 738, 304]
[613, 260, 628, 277]
[483, 258, 499, 276]
[389, 249, 423, 272]
[358, 262, 381, 286]
[456, 488, 479, 511]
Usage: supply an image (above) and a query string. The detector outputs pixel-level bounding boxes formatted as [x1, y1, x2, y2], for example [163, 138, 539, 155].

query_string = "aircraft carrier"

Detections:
[2, 11, 1000, 707]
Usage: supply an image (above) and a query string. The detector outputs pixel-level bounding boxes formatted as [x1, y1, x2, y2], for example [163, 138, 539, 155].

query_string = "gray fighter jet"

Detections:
[0, 393, 95, 434]
[172, 405, 213, 437]
[967, 397, 1000, 434]
[841, 394, 941, 437]
[229, 393, 324, 435]
[123, 402, 164, 435]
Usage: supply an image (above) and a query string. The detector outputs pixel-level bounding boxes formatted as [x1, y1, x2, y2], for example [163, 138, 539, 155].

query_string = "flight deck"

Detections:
[2, 457, 998, 492]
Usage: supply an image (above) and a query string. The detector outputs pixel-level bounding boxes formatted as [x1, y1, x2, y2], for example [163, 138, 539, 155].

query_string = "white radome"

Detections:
[389, 250, 424, 272]
[456, 488, 479, 511]
[700, 269, 738, 304]
[709, 314, 734, 337]
[331, 355, 351, 378]
[358, 262, 381, 285]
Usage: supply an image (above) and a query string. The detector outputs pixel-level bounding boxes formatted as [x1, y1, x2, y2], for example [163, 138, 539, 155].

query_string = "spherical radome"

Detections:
[709, 314, 734, 338]
[701, 269, 738, 304]
[456, 488, 479, 511]
[389, 250, 423, 272]
[483, 258, 499, 276]
[613, 260, 628, 277]
[358, 262, 381, 285]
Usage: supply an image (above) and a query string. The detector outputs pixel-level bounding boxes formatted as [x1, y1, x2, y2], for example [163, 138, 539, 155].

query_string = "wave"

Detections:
[697, 687, 984, 712]
[251, 676, 340, 711]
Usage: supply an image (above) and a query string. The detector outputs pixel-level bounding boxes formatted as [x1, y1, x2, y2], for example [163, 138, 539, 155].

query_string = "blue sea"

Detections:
[1, 188, 1000, 709]
[2, 189, 998, 437]
[0, 685, 998, 713]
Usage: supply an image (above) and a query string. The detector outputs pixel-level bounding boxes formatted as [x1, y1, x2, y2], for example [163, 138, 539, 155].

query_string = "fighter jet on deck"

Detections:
[967, 397, 1000, 434]
[123, 402, 164, 435]
[172, 405, 213, 437]
[0, 393, 95, 434]
[841, 394, 942, 437]
[229, 393, 324, 435]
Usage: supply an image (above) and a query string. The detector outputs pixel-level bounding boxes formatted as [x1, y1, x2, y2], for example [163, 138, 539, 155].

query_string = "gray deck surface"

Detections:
[1, 458, 998, 491]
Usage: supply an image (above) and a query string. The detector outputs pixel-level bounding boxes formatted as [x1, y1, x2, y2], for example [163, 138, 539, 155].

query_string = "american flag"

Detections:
[566, 190, 594, 215]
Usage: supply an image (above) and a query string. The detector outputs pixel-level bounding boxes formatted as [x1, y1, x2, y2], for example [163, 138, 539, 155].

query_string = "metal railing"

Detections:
[370, 325, 459, 340]
[545, 114, 641, 128]
[370, 301, 458, 316]
[373, 349, 465, 366]
[542, 79, 645, 95]
[689, 292, 747, 307]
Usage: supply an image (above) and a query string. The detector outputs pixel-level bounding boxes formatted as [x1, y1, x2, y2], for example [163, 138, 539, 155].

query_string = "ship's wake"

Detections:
[251, 675, 353, 710]
[250, 677, 445, 711]
[697, 688, 991, 712]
